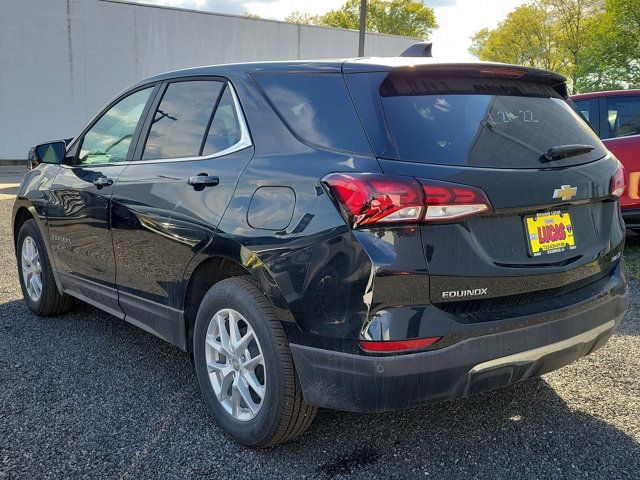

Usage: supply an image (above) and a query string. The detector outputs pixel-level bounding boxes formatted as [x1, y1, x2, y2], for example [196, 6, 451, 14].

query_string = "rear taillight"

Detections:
[322, 173, 424, 227]
[322, 173, 492, 228]
[422, 183, 491, 221]
[610, 163, 626, 198]
[359, 336, 442, 353]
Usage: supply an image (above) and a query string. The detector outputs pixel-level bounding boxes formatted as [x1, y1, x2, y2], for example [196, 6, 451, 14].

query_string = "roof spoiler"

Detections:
[399, 42, 432, 58]
[380, 62, 567, 98]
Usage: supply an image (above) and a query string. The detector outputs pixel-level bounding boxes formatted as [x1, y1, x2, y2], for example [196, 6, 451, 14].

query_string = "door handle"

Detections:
[93, 177, 114, 188]
[187, 174, 219, 188]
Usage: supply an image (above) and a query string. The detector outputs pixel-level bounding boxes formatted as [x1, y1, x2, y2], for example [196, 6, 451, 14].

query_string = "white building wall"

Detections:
[0, 0, 418, 160]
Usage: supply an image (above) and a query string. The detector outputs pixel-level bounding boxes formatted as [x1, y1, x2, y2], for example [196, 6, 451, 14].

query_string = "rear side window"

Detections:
[255, 74, 371, 154]
[143, 80, 223, 160]
[379, 77, 606, 168]
[606, 96, 640, 139]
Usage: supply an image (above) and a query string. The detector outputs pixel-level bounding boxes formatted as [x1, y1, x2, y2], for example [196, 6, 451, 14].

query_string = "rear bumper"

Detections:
[290, 266, 628, 412]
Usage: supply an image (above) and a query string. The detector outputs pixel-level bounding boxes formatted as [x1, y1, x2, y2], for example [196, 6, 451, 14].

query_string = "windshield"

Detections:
[381, 93, 606, 168]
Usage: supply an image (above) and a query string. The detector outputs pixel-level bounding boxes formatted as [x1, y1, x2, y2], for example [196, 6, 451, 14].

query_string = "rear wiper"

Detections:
[480, 120, 543, 157]
[542, 144, 594, 162]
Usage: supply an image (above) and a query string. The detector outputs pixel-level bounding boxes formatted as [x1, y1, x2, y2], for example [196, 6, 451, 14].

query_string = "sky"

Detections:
[134, 0, 529, 60]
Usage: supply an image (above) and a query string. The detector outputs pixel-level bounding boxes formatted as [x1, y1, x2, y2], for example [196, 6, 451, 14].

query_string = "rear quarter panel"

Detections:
[198, 72, 389, 352]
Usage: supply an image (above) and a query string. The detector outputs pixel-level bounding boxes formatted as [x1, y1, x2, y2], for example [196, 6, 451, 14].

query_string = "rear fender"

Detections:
[180, 236, 297, 325]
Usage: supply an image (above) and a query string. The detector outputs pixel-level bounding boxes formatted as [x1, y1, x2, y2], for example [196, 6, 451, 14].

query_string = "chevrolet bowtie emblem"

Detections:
[553, 185, 577, 201]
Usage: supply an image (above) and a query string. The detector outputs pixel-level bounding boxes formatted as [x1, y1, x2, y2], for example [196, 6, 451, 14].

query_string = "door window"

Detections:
[606, 96, 640, 138]
[78, 87, 153, 165]
[202, 86, 242, 156]
[142, 80, 224, 160]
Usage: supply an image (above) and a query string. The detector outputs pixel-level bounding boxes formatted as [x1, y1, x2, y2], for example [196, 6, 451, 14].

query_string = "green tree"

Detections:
[577, 0, 640, 90]
[607, 0, 640, 86]
[470, 1, 606, 92]
[469, 4, 565, 73]
[285, 0, 437, 38]
[470, 0, 640, 92]
[541, 0, 603, 87]
[284, 11, 321, 25]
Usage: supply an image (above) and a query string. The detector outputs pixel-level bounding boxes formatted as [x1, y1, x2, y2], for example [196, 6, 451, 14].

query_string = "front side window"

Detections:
[255, 74, 372, 154]
[142, 80, 224, 160]
[606, 96, 640, 139]
[78, 87, 153, 165]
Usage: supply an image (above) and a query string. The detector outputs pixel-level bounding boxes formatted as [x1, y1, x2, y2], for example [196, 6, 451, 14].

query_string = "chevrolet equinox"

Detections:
[13, 57, 629, 447]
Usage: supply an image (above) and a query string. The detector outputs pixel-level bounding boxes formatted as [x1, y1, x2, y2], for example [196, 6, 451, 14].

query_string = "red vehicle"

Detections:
[571, 90, 640, 229]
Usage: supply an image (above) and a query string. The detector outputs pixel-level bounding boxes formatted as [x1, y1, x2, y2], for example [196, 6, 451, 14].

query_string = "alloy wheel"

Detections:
[204, 308, 266, 421]
[21, 236, 43, 302]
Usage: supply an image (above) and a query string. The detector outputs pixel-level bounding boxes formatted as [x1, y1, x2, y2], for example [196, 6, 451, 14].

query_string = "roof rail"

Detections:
[399, 42, 433, 58]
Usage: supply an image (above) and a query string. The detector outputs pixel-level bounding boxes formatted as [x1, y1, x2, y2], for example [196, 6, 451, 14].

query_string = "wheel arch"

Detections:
[12, 201, 67, 301]
[13, 205, 35, 247]
[13, 202, 61, 284]
[181, 251, 295, 352]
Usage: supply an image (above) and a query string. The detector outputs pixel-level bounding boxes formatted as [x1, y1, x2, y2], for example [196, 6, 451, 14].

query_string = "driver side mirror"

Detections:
[32, 141, 67, 167]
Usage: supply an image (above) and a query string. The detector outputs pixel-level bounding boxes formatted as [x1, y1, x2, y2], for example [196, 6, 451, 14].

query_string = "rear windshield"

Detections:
[378, 78, 606, 168]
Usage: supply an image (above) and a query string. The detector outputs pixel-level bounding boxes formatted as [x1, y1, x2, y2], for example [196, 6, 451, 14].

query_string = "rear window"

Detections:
[378, 77, 606, 168]
[254, 74, 372, 154]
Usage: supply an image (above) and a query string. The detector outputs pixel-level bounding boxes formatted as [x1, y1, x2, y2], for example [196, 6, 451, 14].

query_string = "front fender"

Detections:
[12, 165, 63, 291]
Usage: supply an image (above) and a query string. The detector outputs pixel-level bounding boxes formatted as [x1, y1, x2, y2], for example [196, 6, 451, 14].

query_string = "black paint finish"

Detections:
[12, 58, 629, 412]
[47, 164, 128, 316]
[247, 186, 296, 231]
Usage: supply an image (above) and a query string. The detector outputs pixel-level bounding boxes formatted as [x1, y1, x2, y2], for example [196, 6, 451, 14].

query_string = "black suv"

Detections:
[13, 58, 629, 447]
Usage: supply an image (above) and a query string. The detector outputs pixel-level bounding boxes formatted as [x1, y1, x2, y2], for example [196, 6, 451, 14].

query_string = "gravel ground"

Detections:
[1, 173, 639, 479]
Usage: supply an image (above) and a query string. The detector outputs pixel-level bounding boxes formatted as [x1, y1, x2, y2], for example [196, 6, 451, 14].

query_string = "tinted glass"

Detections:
[382, 93, 606, 168]
[202, 86, 242, 156]
[255, 74, 371, 154]
[79, 87, 153, 164]
[143, 80, 223, 160]
[573, 99, 597, 127]
[606, 96, 640, 139]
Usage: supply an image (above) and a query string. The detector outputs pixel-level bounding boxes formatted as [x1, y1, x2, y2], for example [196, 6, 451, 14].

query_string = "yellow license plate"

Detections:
[525, 211, 576, 257]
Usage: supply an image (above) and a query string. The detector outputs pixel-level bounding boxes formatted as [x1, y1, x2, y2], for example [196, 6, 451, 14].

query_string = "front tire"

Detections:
[193, 276, 316, 448]
[16, 219, 75, 316]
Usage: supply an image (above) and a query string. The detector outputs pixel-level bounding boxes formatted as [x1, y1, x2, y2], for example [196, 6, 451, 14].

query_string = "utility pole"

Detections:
[358, 0, 367, 56]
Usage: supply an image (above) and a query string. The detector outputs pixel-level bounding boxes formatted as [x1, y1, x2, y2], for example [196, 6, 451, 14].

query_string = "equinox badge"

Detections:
[553, 185, 577, 201]
[442, 288, 488, 299]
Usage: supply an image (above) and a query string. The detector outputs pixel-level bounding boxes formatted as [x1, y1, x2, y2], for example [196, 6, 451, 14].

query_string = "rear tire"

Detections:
[193, 276, 317, 448]
[16, 219, 75, 316]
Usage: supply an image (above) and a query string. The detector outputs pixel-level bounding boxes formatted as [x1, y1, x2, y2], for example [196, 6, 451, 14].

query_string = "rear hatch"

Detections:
[344, 63, 625, 312]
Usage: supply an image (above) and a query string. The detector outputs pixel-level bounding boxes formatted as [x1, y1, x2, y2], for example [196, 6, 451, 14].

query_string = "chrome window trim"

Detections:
[62, 82, 252, 169]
